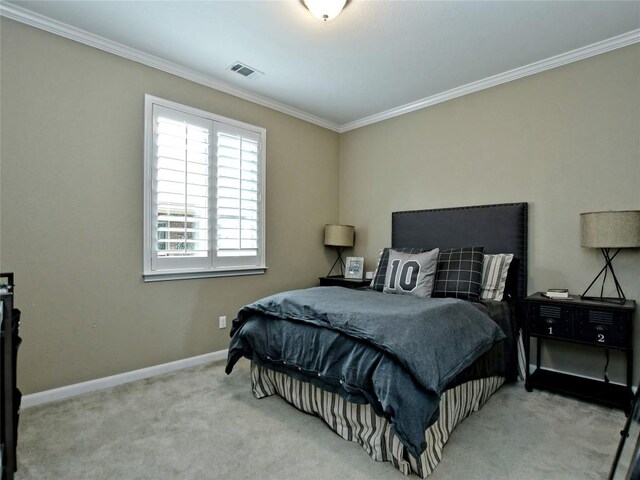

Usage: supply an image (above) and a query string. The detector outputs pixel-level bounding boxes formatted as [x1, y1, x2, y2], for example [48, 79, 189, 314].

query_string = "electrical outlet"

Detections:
[219, 316, 227, 329]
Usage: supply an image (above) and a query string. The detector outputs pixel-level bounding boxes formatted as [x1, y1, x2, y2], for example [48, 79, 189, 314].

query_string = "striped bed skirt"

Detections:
[251, 362, 504, 478]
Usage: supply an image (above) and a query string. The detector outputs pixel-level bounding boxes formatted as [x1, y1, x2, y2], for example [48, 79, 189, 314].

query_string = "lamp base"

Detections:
[581, 248, 626, 305]
[326, 247, 346, 277]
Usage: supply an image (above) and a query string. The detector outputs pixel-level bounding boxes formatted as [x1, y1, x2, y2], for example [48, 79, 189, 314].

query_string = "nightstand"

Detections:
[524, 292, 635, 411]
[319, 276, 371, 289]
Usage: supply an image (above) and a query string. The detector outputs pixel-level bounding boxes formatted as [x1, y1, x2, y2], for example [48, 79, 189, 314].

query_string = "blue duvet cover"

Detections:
[226, 287, 506, 458]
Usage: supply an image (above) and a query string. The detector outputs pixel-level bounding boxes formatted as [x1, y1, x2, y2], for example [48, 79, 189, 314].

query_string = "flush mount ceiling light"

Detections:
[302, 0, 347, 22]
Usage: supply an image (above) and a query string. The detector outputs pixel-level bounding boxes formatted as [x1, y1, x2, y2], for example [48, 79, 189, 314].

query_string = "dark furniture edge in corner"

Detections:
[0, 272, 18, 480]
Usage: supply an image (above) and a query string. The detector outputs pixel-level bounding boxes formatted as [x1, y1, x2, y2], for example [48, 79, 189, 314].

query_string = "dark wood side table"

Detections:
[319, 276, 371, 289]
[524, 292, 635, 411]
[1, 273, 18, 480]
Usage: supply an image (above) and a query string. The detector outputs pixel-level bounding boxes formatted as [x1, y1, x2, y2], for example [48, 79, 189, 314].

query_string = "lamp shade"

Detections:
[324, 224, 355, 247]
[580, 210, 640, 248]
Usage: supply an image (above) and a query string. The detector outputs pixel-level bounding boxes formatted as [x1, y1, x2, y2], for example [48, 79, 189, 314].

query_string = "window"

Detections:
[143, 95, 266, 281]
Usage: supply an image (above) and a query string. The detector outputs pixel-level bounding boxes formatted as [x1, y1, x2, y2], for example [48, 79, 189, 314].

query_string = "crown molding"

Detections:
[0, 2, 342, 133]
[338, 28, 640, 133]
[2, 3, 638, 134]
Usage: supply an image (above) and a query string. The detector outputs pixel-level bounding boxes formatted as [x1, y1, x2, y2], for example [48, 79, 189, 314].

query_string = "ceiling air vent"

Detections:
[227, 61, 264, 80]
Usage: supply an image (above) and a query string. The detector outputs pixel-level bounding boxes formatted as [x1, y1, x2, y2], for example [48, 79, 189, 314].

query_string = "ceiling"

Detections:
[3, 1, 640, 131]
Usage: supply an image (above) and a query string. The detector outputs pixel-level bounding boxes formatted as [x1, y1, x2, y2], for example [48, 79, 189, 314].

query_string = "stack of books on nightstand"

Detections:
[544, 288, 570, 299]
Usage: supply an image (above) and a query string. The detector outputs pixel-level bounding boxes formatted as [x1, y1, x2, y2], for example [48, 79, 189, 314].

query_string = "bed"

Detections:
[226, 202, 528, 477]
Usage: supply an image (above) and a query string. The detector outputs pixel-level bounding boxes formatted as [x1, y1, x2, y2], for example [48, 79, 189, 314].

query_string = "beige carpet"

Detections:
[16, 359, 624, 479]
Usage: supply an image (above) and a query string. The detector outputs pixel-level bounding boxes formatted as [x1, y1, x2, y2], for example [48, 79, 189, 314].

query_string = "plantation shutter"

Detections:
[151, 105, 212, 271]
[144, 95, 266, 280]
[214, 124, 262, 267]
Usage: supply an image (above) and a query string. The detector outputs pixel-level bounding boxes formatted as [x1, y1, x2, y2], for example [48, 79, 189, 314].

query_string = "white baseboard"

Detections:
[21, 349, 228, 409]
[21, 353, 633, 410]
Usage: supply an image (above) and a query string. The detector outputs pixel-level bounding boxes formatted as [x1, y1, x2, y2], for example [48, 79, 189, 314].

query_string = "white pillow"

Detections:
[480, 253, 514, 301]
[383, 248, 439, 298]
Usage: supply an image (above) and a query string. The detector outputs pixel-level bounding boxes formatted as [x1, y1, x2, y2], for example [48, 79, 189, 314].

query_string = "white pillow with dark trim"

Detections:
[383, 248, 439, 298]
[480, 253, 514, 301]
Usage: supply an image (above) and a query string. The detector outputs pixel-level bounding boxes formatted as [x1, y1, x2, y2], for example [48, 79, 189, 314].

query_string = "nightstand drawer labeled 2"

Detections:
[528, 302, 573, 339]
[574, 308, 630, 348]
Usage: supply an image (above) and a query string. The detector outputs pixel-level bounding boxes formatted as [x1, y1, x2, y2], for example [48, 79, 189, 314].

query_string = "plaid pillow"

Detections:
[432, 247, 485, 300]
[370, 247, 429, 291]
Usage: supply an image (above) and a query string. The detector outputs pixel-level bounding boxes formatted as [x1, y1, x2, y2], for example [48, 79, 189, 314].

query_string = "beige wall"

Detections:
[2, 18, 639, 394]
[0, 19, 340, 393]
[340, 44, 640, 383]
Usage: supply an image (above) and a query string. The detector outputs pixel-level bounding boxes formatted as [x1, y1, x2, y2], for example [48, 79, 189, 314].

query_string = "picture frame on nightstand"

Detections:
[344, 257, 364, 279]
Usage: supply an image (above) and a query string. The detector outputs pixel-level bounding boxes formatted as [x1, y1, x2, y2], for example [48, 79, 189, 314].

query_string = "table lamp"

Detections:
[580, 210, 640, 304]
[324, 224, 355, 277]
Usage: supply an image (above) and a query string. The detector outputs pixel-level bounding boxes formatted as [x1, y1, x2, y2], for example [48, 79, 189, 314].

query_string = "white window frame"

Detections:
[143, 95, 267, 282]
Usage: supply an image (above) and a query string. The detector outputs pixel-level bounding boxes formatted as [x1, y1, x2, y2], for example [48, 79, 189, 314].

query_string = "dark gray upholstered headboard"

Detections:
[392, 203, 528, 318]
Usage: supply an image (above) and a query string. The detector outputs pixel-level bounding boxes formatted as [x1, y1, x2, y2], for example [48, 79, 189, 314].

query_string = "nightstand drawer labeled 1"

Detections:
[574, 308, 630, 348]
[528, 302, 573, 339]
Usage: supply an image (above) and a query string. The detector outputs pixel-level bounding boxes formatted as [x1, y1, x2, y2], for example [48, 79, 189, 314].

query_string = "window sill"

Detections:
[143, 267, 267, 282]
